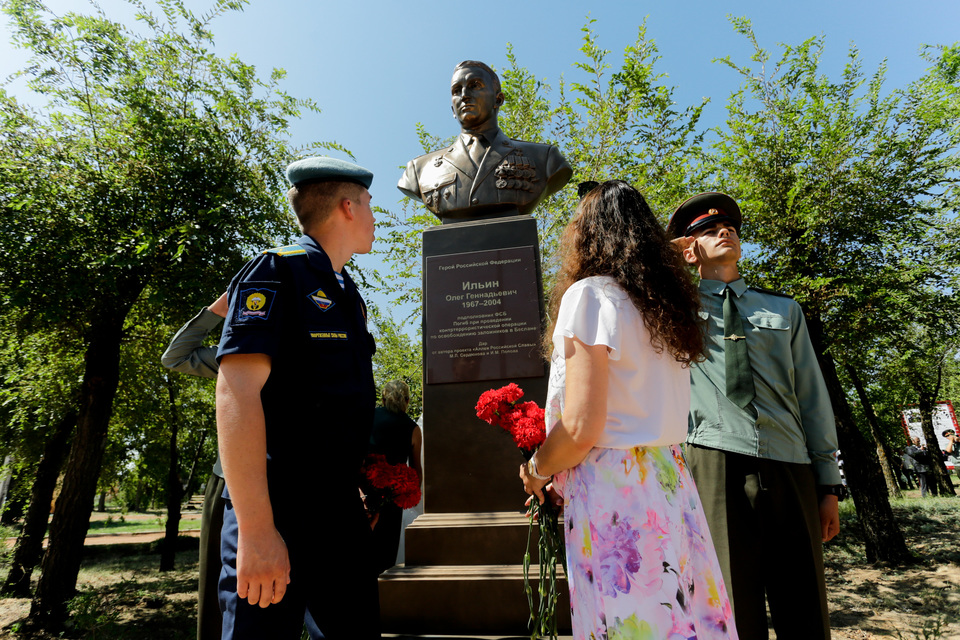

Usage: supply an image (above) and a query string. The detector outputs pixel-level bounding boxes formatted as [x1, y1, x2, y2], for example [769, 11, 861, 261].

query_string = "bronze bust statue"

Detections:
[398, 61, 572, 223]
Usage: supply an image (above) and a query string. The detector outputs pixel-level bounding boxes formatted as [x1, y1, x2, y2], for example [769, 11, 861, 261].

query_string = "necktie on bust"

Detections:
[722, 287, 756, 409]
[467, 134, 487, 169]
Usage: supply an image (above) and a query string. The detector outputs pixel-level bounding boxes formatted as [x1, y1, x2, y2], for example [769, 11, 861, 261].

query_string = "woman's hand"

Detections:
[519, 462, 551, 504]
[524, 483, 563, 517]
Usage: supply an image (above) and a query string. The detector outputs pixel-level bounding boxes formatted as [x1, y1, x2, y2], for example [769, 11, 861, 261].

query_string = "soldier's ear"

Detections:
[495, 92, 505, 109]
[339, 196, 356, 221]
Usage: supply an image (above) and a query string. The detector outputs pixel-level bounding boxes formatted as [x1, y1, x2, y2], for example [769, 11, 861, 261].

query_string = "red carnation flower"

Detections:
[475, 384, 546, 457]
[359, 454, 422, 512]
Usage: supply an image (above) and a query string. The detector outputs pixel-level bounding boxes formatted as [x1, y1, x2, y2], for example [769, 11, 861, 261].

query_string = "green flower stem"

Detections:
[525, 498, 567, 640]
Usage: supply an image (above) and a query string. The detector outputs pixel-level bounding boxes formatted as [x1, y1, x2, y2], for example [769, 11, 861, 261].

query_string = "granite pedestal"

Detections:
[379, 215, 570, 635]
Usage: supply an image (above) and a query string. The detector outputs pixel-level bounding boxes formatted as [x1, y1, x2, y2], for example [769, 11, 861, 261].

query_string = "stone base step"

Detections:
[379, 563, 570, 636]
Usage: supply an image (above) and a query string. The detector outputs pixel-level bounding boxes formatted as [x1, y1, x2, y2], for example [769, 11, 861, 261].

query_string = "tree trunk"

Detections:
[916, 392, 956, 497]
[1, 411, 77, 597]
[97, 492, 106, 513]
[160, 376, 183, 572]
[182, 431, 207, 498]
[883, 438, 911, 491]
[844, 364, 902, 499]
[30, 314, 125, 627]
[806, 315, 912, 564]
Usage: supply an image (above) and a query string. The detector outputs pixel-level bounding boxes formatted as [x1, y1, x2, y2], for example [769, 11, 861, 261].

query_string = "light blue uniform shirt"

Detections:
[687, 278, 842, 485]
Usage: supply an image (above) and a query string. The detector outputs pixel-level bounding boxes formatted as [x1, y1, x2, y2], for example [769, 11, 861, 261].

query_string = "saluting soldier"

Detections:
[398, 60, 571, 223]
[216, 157, 379, 639]
[668, 193, 843, 640]
[161, 291, 228, 640]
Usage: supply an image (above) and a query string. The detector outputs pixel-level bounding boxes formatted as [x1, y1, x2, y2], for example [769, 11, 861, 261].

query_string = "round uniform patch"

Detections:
[235, 287, 277, 322]
[246, 292, 267, 311]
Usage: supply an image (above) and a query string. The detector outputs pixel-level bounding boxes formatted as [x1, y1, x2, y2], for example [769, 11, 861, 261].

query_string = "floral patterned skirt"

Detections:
[554, 444, 738, 640]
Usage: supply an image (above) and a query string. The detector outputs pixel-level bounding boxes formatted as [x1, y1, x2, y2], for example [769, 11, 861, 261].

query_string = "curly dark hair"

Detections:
[545, 180, 704, 365]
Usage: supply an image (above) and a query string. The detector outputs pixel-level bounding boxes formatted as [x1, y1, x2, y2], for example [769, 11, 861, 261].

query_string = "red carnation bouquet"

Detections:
[476, 383, 564, 640]
[359, 454, 421, 512]
[475, 382, 547, 456]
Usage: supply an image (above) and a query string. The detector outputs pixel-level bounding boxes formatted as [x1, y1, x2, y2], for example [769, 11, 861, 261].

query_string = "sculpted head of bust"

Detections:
[450, 61, 504, 133]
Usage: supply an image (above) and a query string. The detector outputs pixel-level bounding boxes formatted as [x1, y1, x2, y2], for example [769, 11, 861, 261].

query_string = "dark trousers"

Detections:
[219, 498, 380, 639]
[370, 504, 402, 574]
[199, 473, 227, 640]
[686, 445, 830, 640]
[916, 471, 930, 497]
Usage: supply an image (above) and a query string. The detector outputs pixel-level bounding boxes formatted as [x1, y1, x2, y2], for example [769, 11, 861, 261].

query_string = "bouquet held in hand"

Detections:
[359, 454, 421, 512]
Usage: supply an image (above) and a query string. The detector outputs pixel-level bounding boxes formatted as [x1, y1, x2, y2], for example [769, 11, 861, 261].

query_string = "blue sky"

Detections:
[2, 0, 958, 323]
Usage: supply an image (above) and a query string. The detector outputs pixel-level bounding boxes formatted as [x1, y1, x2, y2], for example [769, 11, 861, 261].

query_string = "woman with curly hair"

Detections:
[520, 180, 737, 639]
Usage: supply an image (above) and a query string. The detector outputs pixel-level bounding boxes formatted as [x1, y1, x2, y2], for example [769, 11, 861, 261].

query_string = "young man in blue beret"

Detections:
[668, 193, 842, 640]
[216, 157, 379, 639]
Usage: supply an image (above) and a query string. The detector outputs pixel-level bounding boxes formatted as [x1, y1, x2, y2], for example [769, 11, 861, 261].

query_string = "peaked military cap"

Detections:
[666, 192, 742, 239]
[286, 156, 373, 189]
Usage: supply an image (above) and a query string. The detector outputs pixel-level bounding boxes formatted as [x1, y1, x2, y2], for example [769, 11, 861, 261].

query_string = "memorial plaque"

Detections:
[425, 246, 543, 384]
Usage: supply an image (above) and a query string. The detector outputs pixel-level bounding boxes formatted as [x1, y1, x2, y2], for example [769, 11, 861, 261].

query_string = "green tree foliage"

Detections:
[370, 306, 422, 419]
[708, 18, 960, 562]
[0, 318, 81, 596]
[0, 0, 316, 625]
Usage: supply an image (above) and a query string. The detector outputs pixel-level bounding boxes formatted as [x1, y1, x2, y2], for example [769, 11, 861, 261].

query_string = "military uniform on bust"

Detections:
[399, 127, 570, 222]
[398, 59, 571, 223]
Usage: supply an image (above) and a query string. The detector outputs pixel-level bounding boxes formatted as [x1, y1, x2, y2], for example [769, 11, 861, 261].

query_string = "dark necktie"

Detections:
[723, 287, 756, 409]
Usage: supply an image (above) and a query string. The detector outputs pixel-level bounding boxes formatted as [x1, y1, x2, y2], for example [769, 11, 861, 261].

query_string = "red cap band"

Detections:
[686, 209, 726, 232]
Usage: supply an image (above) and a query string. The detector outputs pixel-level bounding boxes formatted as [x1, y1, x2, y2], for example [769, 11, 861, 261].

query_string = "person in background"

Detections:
[943, 429, 959, 482]
[898, 447, 917, 491]
[520, 180, 737, 639]
[905, 436, 933, 497]
[160, 292, 227, 640]
[368, 380, 422, 573]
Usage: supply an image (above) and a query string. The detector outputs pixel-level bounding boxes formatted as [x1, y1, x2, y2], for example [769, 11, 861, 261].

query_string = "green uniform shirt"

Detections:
[160, 307, 222, 476]
[687, 278, 842, 485]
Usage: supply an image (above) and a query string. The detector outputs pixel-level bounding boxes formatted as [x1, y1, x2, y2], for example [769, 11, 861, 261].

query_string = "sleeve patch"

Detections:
[235, 287, 277, 322]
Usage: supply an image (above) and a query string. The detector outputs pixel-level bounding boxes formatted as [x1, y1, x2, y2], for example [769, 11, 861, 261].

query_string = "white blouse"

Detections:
[545, 276, 691, 448]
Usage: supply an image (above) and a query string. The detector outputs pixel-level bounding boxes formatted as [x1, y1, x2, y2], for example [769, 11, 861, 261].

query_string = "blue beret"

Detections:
[285, 156, 373, 189]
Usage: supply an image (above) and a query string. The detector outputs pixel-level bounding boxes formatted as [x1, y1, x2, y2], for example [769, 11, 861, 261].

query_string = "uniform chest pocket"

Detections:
[746, 312, 790, 331]
[422, 172, 458, 210]
[745, 312, 790, 352]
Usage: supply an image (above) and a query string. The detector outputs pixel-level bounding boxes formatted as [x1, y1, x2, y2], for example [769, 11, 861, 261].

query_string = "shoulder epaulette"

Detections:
[749, 286, 793, 299]
[263, 244, 306, 257]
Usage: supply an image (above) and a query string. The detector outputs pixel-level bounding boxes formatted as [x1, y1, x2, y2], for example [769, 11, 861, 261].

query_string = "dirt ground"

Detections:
[0, 494, 957, 639]
[825, 493, 960, 640]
